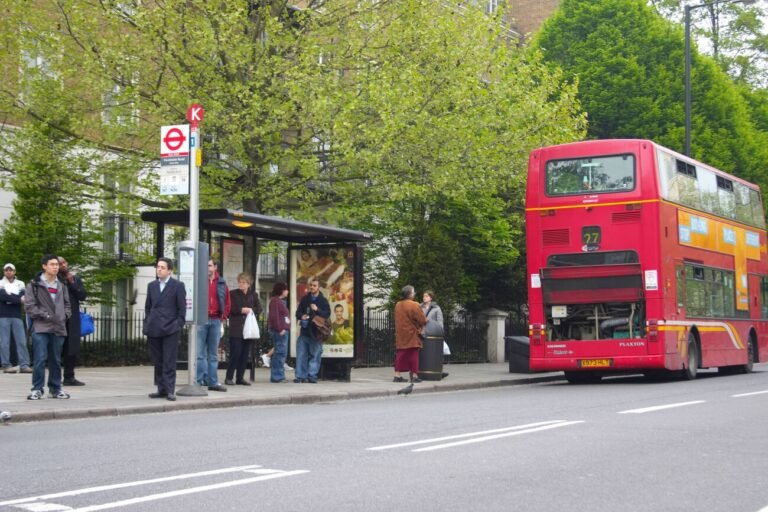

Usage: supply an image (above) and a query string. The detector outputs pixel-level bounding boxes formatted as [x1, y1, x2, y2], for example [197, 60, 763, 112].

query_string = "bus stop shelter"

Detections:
[141, 208, 372, 381]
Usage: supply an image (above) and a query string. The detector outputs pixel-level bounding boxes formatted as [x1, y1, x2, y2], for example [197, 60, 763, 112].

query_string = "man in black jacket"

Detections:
[143, 257, 186, 401]
[293, 278, 330, 384]
[58, 257, 87, 386]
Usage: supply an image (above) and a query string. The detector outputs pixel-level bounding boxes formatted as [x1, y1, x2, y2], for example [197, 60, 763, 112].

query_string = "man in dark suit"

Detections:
[143, 257, 186, 401]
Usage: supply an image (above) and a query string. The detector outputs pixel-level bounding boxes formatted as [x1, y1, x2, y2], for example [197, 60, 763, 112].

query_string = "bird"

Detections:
[397, 383, 414, 396]
[0, 411, 12, 425]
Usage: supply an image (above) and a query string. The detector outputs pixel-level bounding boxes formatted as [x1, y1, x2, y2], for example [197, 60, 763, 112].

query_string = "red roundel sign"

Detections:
[187, 104, 204, 126]
[160, 125, 190, 157]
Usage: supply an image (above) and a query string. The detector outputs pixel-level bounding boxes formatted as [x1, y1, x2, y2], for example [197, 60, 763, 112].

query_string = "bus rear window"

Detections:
[547, 251, 639, 267]
[546, 154, 635, 196]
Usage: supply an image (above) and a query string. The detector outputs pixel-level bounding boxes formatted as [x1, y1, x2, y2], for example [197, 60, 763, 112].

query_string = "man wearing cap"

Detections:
[0, 263, 32, 373]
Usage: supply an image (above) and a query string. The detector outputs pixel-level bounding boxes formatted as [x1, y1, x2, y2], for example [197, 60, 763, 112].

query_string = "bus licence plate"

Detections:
[578, 359, 612, 368]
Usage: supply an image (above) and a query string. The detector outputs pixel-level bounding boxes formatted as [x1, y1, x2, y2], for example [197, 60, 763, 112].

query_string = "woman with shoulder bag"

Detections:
[421, 290, 444, 337]
[225, 273, 262, 386]
[421, 290, 449, 378]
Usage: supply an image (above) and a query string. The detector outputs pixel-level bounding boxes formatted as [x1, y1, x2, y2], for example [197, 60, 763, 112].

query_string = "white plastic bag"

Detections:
[243, 311, 260, 339]
[443, 341, 451, 356]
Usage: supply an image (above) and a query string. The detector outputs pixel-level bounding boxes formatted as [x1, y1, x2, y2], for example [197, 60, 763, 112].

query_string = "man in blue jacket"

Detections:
[144, 257, 186, 401]
[294, 278, 330, 384]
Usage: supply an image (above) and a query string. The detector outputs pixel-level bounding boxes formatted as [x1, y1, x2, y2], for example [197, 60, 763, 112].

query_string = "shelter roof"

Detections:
[141, 209, 372, 245]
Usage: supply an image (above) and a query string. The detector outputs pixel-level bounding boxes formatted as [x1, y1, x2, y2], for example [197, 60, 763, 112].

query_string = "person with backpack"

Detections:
[293, 278, 330, 384]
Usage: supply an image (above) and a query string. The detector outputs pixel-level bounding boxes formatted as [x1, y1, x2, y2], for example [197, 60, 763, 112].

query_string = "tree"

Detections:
[649, 0, 767, 87]
[535, 0, 768, 197]
[0, 0, 586, 308]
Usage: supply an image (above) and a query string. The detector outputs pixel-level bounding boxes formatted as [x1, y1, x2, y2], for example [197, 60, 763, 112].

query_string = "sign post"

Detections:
[175, 103, 207, 397]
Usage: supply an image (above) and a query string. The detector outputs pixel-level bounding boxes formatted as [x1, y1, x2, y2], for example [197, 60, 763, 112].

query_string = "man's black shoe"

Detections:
[293, 378, 308, 383]
[148, 392, 167, 399]
[166, 394, 176, 401]
[63, 378, 86, 386]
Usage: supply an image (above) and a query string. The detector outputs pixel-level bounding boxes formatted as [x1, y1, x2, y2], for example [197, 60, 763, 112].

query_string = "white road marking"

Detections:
[0, 465, 307, 511]
[367, 420, 569, 451]
[732, 390, 768, 398]
[15, 504, 73, 511]
[412, 421, 585, 452]
[65, 471, 309, 512]
[367, 420, 582, 452]
[618, 400, 705, 414]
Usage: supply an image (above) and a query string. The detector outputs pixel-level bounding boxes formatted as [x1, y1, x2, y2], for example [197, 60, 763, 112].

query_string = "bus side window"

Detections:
[761, 277, 768, 319]
[676, 265, 684, 311]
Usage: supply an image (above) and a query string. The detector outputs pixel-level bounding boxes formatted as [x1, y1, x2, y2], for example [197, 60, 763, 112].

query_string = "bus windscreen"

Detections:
[545, 154, 635, 196]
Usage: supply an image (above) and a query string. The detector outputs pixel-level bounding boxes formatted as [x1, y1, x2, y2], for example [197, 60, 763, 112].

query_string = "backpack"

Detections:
[311, 315, 331, 342]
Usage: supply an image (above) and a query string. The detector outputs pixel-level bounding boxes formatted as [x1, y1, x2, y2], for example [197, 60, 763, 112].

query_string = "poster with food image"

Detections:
[290, 246, 356, 358]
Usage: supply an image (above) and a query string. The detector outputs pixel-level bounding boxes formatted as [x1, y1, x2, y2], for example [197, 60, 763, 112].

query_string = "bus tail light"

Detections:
[530, 323, 545, 345]
[646, 320, 659, 342]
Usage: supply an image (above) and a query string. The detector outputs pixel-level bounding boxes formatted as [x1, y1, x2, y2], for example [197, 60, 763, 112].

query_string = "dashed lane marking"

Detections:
[732, 390, 768, 398]
[617, 400, 706, 414]
[367, 420, 584, 452]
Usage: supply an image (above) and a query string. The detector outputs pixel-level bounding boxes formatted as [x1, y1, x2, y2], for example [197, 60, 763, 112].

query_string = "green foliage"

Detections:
[1, 0, 586, 311]
[535, 0, 768, 201]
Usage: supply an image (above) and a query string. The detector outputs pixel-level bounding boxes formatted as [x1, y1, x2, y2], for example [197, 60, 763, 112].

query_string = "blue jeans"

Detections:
[196, 319, 222, 386]
[0, 317, 30, 368]
[295, 334, 322, 381]
[31, 332, 64, 393]
[270, 330, 288, 382]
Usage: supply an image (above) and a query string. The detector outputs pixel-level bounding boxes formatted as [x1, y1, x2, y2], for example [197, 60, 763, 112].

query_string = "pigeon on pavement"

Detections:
[397, 383, 414, 396]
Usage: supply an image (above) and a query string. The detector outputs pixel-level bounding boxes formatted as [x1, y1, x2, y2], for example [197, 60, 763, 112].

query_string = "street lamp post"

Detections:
[684, 0, 755, 156]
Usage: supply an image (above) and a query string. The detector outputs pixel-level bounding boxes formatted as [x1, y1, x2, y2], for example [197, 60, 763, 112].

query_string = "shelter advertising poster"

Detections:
[221, 238, 244, 290]
[289, 246, 356, 358]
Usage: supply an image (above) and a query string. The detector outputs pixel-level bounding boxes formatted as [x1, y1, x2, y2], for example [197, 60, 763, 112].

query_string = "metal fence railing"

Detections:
[10, 308, 489, 368]
[357, 308, 488, 367]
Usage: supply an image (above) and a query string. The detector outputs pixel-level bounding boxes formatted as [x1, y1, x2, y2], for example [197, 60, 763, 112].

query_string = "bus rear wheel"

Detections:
[682, 335, 699, 380]
[739, 337, 755, 374]
[564, 372, 602, 384]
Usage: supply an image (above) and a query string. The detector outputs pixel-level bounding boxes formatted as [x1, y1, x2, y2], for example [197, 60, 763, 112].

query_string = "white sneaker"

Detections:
[284, 363, 293, 371]
[261, 354, 271, 368]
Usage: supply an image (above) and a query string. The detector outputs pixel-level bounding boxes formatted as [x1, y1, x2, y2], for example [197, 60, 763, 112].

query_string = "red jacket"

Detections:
[207, 272, 231, 320]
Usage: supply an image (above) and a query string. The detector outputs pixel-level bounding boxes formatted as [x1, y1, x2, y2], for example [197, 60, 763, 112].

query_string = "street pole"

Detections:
[684, 4, 692, 156]
[684, 0, 755, 157]
[177, 106, 207, 397]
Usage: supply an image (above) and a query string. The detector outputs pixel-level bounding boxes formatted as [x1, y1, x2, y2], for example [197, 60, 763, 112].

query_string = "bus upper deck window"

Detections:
[545, 154, 635, 196]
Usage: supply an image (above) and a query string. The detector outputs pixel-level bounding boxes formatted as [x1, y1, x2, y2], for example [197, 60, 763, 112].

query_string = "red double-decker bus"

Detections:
[526, 139, 768, 383]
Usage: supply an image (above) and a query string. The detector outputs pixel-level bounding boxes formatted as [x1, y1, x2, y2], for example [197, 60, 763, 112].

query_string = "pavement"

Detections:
[0, 363, 564, 423]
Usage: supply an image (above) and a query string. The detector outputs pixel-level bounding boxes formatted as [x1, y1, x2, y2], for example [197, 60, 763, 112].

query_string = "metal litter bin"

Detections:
[419, 336, 444, 381]
[505, 336, 530, 373]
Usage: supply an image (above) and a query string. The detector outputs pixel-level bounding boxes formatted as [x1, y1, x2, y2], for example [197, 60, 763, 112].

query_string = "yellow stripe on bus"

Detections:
[660, 321, 744, 349]
[525, 199, 660, 212]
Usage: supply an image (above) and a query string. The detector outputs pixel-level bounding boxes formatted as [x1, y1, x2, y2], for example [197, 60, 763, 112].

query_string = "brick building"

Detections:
[507, 0, 560, 39]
